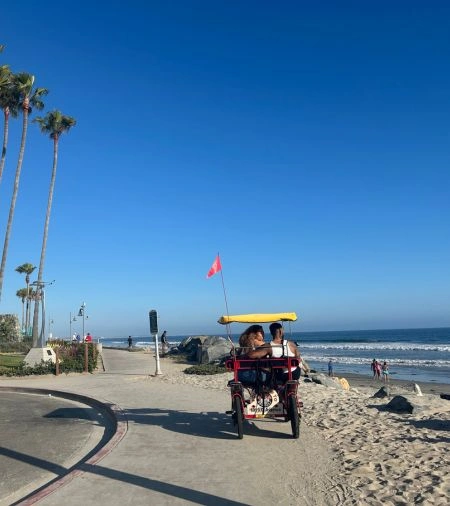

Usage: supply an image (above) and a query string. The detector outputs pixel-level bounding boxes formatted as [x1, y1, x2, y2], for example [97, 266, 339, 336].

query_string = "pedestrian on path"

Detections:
[161, 330, 168, 354]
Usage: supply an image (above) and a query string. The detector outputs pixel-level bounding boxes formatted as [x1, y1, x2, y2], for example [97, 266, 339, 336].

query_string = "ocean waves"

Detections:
[298, 342, 450, 353]
[302, 354, 450, 368]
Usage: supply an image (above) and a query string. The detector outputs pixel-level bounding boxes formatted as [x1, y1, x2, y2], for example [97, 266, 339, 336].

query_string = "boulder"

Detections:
[198, 336, 232, 364]
[414, 383, 423, 396]
[385, 395, 423, 414]
[176, 336, 208, 361]
[373, 386, 390, 398]
[310, 373, 344, 389]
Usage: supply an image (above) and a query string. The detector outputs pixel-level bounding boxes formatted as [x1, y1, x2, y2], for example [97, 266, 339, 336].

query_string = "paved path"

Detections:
[0, 349, 343, 506]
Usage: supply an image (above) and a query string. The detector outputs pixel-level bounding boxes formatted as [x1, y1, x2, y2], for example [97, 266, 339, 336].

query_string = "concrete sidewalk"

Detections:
[0, 349, 339, 506]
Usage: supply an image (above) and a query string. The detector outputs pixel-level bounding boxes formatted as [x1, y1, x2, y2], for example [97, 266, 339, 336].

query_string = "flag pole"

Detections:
[218, 254, 232, 340]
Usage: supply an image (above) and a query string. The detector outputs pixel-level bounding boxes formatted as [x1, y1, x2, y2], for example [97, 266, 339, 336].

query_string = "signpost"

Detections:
[149, 309, 162, 375]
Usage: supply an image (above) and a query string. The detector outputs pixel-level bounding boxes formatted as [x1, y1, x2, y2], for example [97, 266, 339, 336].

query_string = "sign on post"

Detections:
[149, 309, 162, 375]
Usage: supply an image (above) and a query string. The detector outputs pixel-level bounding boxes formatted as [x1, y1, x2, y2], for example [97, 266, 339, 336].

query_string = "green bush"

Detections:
[0, 337, 32, 353]
[57, 343, 98, 373]
[2, 360, 55, 377]
[184, 364, 227, 375]
[0, 342, 98, 376]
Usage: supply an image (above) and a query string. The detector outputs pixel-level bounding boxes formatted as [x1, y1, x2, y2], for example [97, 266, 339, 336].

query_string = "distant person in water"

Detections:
[128, 336, 133, 348]
[328, 359, 333, 377]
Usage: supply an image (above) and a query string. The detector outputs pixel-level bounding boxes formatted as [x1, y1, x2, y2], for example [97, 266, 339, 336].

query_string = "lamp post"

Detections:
[48, 318, 54, 339]
[78, 302, 86, 340]
[69, 312, 77, 340]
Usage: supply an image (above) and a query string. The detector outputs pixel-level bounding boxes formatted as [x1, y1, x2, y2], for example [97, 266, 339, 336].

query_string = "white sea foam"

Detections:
[299, 342, 450, 352]
[303, 354, 450, 368]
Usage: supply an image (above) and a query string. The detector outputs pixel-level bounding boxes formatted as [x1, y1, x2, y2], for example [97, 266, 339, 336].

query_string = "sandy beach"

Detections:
[160, 356, 450, 505]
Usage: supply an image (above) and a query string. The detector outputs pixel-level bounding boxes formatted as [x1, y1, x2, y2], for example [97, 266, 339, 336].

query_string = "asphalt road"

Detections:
[0, 391, 109, 505]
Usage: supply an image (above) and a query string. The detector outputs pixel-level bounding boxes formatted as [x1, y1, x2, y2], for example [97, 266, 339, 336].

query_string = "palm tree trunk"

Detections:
[0, 106, 29, 302]
[32, 136, 58, 347]
[25, 277, 30, 334]
[0, 107, 9, 186]
[21, 298, 25, 332]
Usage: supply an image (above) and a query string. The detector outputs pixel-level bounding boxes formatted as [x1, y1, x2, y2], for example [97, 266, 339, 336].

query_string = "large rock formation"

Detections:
[198, 336, 232, 364]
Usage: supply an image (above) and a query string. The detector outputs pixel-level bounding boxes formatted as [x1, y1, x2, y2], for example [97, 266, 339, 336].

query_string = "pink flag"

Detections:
[206, 255, 222, 278]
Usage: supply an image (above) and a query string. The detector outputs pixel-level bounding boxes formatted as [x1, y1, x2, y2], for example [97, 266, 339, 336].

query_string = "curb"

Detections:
[0, 386, 128, 505]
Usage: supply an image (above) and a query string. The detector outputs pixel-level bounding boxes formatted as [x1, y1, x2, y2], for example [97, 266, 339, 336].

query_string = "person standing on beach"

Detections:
[371, 359, 377, 379]
[127, 336, 133, 348]
[328, 359, 333, 377]
[161, 330, 168, 354]
[375, 360, 381, 380]
[382, 361, 389, 383]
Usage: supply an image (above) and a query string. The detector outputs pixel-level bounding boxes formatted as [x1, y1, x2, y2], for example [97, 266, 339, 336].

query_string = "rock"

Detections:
[385, 395, 423, 414]
[440, 394, 450, 401]
[414, 383, 423, 396]
[373, 386, 390, 398]
[310, 373, 344, 389]
[339, 377, 350, 390]
[198, 336, 232, 364]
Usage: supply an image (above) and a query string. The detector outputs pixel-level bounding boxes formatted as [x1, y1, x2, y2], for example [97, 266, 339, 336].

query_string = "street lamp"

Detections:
[78, 302, 86, 340]
[48, 318, 54, 339]
[69, 312, 77, 340]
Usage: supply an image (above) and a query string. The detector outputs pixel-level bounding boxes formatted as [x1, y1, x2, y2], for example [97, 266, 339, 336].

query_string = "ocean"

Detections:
[98, 327, 450, 385]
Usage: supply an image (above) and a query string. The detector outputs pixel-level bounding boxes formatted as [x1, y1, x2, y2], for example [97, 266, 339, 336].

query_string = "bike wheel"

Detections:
[288, 395, 300, 439]
[233, 396, 244, 439]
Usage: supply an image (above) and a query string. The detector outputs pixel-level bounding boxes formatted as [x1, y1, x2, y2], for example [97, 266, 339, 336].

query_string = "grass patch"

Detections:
[184, 364, 227, 375]
[0, 353, 25, 371]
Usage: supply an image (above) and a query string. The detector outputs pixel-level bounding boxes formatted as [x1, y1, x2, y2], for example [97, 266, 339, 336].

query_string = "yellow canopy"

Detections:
[218, 312, 297, 324]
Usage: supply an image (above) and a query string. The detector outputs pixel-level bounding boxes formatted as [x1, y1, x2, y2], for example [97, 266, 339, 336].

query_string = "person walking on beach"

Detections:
[127, 336, 133, 348]
[382, 361, 389, 383]
[328, 359, 333, 377]
[161, 330, 168, 354]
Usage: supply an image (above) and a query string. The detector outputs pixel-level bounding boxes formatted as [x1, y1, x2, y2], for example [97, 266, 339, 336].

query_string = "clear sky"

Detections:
[1, 1, 449, 338]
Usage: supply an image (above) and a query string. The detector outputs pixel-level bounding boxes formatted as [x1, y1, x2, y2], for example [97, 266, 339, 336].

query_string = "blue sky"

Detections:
[1, 1, 449, 337]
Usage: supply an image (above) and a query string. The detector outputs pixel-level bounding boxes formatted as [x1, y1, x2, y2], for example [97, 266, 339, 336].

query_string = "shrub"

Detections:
[2, 360, 55, 377]
[0, 337, 32, 353]
[184, 364, 227, 375]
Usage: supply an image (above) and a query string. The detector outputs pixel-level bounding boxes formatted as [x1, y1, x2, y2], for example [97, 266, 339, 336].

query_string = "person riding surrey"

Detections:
[268, 322, 301, 382]
[237, 325, 266, 356]
[236, 325, 268, 383]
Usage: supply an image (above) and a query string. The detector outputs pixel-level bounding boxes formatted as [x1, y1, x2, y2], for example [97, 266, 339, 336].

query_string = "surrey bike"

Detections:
[219, 312, 302, 439]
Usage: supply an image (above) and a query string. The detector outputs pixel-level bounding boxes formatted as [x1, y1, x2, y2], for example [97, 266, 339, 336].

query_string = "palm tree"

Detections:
[31, 110, 76, 346]
[0, 65, 20, 190]
[0, 73, 47, 303]
[15, 263, 36, 334]
[16, 287, 28, 334]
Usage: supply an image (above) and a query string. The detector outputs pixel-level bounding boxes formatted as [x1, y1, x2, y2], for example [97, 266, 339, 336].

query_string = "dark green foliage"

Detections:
[57, 343, 97, 373]
[2, 359, 55, 377]
[0, 314, 21, 342]
[184, 364, 227, 375]
[0, 337, 31, 352]
[0, 342, 98, 376]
